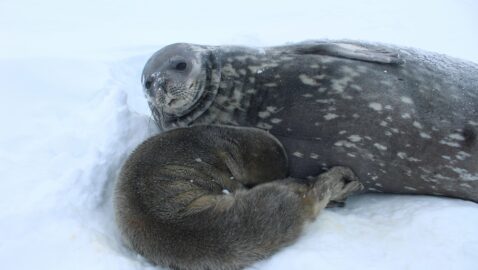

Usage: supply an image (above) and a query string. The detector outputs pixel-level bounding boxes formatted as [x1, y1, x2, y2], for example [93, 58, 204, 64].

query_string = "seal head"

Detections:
[142, 43, 221, 130]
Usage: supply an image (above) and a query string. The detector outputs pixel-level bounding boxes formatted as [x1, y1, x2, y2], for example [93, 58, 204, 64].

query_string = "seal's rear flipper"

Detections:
[326, 200, 346, 208]
[289, 42, 404, 65]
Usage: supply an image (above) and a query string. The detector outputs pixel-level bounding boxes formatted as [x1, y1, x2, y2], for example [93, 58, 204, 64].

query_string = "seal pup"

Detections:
[114, 125, 363, 270]
[142, 41, 478, 202]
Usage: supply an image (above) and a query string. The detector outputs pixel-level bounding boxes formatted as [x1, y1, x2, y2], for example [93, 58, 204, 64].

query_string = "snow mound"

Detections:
[1, 0, 478, 269]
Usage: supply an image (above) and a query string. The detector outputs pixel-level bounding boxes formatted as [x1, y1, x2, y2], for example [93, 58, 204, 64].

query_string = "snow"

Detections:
[1, 0, 477, 269]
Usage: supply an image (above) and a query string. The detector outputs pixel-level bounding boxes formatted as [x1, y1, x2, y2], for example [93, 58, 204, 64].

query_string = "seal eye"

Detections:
[145, 80, 153, 90]
[175, 62, 187, 71]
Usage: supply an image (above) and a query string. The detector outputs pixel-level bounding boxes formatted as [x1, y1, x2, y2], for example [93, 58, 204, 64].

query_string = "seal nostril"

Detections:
[145, 80, 153, 90]
[168, 98, 177, 106]
[175, 62, 187, 71]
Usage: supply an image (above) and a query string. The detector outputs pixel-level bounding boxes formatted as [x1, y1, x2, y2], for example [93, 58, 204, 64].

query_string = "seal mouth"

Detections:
[153, 50, 221, 131]
[156, 80, 205, 118]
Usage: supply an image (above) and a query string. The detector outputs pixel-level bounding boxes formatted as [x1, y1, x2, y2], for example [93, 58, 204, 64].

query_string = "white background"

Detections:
[1, 0, 477, 269]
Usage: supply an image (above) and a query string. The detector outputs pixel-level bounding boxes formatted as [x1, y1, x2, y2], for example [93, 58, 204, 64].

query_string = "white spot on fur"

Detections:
[374, 143, 387, 151]
[408, 157, 421, 162]
[456, 151, 471, 160]
[246, 89, 257, 94]
[413, 121, 423, 129]
[439, 140, 460, 147]
[401, 113, 411, 119]
[299, 74, 318, 86]
[264, 83, 277, 87]
[350, 84, 362, 91]
[222, 63, 240, 77]
[310, 153, 319, 159]
[248, 63, 277, 74]
[460, 183, 472, 188]
[302, 93, 313, 98]
[397, 152, 407, 159]
[420, 167, 432, 174]
[324, 113, 339, 120]
[195, 158, 202, 162]
[368, 102, 383, 111]
[449, 133, 465, 141]
[293, 152, 304, 158]
[447, 166, 478, 181]
[235, 55, 257, 61]
[258, 111, 271, 118]
[318, 87, 327, 93]
[404, 186, 417, 191]
[334, 140, 357, 148]
[315, 98, 334, 104]
[256, 122, 273, 129]
[401, 96, 413, 104]
[270, 118, 282, 124]
[348, 135, 362, 142]
[331, 77, 352, 93]
[266, 106, 278, 112]
[433, 174, 450, 181]
[420, 132, 431, 139]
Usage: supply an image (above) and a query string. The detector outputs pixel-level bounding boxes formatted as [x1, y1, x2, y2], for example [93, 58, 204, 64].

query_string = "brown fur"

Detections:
[114, 125, 362, 270]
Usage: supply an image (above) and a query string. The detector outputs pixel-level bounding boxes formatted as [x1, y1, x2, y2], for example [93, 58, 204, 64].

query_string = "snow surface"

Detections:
[1, 0, 478, 269]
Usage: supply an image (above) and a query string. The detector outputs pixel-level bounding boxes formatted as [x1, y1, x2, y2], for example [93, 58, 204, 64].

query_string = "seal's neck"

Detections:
[196, 48, 270, 127]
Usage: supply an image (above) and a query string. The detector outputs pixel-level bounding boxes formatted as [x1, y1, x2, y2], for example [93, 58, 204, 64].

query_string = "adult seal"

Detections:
[142, 40, 478, 202]
[115, 125, 363, 270]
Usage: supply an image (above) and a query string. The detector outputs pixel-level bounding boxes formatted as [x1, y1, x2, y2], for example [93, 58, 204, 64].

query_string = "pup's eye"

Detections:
[175, 62, 187, 71]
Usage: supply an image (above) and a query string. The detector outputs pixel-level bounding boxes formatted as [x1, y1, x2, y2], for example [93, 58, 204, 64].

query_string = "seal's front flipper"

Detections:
[290, 42, 404, 65]
[313, 166, 364, 204]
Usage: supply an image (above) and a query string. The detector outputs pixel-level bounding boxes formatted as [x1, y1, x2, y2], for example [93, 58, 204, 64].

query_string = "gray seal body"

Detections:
[142, 40, 478, 202]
